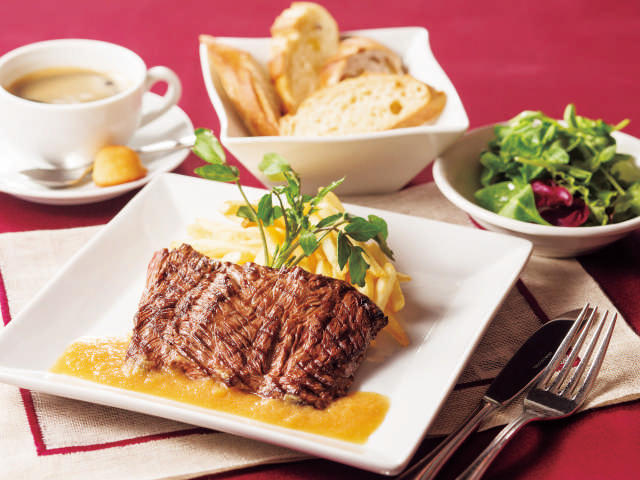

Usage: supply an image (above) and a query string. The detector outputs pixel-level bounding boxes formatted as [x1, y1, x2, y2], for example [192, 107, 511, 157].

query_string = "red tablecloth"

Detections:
[1, 0, 640, 478]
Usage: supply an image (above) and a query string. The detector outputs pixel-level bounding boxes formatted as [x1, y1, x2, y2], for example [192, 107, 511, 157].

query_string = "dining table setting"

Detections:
[1, 0, 640, 479]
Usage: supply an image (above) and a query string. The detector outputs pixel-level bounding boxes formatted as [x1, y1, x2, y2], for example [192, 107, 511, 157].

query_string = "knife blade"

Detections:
[484, 318, 573, 404]
[397, 310, 579, 480]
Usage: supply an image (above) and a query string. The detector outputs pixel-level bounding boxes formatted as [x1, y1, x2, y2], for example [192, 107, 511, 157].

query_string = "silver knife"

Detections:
[397, 310, 579, 480]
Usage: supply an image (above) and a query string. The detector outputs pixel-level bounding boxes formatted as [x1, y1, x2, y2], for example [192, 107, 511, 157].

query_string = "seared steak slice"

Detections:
[125, 243, 387, 409]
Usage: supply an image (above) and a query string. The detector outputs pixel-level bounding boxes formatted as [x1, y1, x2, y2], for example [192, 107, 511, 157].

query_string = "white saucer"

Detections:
[0, 92, 193, 205]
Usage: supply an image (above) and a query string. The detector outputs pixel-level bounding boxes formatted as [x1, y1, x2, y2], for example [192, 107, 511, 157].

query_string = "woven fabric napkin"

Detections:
[1, 182, 640, 479]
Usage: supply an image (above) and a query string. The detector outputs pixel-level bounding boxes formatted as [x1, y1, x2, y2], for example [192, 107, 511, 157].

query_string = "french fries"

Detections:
[180, 191, 410, 346]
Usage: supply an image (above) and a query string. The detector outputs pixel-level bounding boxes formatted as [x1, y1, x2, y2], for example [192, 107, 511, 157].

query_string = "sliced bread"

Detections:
[280, 73, 447, 136]
[269, 2, 339, 113]
[319, 36, 406, 88]
[200, 35, 281, 136]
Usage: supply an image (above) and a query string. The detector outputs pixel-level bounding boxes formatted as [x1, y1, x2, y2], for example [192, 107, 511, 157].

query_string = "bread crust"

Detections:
[390, 86, 447, 129]
[269, 2, 339, 113]
[319, 36, 406, 88]
[201, 35, 281, 136]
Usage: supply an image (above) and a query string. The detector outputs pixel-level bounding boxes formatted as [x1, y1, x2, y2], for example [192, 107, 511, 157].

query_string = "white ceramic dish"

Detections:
[433, 125, 640, 258]
[0, 92, 192, 205]
[199, 27, 469, 196]
[0, 173, 531, 475]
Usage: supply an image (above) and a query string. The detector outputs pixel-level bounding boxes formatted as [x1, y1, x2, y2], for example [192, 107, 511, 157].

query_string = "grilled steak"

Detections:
[125, 243, 387, 408]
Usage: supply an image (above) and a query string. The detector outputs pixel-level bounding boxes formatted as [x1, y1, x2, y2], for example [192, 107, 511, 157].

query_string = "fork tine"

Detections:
[570, 312, 617, 403]
[561, 310, 609, 396]
[538, 304, 591, 387]
[548, 306, 598, 393]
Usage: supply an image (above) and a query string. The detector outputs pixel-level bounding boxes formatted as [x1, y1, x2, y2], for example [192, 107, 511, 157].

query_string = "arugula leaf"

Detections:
[564, 104, 578, 129]
[479, 151, 504, 186]
[596, 189, 617, 207]
[598, 145, 617, 164]
[541, 124, 557, 144]
[612, 119, 630, 132]
[613, 182, 640, 221]
[517, 164, 545, 183]
[611, 156, 640, 185]
[566, 166, 592, 182]
[543, 141, 570, 165]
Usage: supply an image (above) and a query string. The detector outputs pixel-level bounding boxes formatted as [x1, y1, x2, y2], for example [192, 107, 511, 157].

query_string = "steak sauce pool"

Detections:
[50, 339, 390, 444]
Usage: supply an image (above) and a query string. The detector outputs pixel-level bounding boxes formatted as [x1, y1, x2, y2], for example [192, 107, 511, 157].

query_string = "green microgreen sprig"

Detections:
[192, 128, 394, 286]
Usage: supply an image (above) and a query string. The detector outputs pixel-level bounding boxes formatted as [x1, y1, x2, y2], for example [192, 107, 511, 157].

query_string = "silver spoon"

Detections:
[17, 135, 196, 188]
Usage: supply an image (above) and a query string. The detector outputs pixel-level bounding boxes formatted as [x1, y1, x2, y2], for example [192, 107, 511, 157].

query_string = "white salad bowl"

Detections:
[433, 125, 640, 258]
[199, 27, 469, 195]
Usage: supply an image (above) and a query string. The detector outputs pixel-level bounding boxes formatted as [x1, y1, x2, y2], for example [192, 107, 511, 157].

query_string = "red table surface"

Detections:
[1, 0, 640, 478]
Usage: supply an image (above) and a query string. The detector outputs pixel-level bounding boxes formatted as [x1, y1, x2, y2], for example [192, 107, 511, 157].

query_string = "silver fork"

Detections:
[457, 304, 616, 480]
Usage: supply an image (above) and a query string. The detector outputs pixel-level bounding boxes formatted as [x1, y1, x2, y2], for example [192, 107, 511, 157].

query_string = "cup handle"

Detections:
[139, 66, 182, 128]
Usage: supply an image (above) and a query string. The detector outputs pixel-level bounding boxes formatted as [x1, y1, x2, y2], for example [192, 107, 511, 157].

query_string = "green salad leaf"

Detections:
[613, 182, 640, 222]
[475, 181, 551, 225]
[475, 104, 640, 226]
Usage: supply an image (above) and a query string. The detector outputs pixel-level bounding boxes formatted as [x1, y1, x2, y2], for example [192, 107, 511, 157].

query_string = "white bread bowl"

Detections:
[199, 27, 469, 195]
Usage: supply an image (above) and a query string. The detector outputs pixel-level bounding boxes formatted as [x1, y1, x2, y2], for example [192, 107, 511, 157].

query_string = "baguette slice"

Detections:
[319, 36, 406, 88]
[280, 74, 447, 136]
[200, 35, 281, 136]
[269, 2, 339, 113]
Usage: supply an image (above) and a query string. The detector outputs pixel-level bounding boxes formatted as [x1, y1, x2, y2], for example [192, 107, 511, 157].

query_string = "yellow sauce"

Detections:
[50, 340, 389, 444]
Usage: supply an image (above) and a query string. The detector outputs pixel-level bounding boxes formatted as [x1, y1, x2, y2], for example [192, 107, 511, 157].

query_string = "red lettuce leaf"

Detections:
[531, 180, 590, 227]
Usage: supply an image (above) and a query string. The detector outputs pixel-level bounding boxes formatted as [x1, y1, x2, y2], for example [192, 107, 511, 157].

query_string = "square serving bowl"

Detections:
[199, 27, 469, 195]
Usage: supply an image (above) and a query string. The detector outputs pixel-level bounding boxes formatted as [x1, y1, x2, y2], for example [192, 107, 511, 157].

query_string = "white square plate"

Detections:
[0, 174, 531, 475]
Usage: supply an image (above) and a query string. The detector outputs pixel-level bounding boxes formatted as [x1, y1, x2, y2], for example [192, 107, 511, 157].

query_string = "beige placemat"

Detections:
[1, 182, 639, 479]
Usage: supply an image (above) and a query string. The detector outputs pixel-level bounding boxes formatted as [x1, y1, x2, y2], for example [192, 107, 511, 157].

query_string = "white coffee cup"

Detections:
[0, 39, 182, 168]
